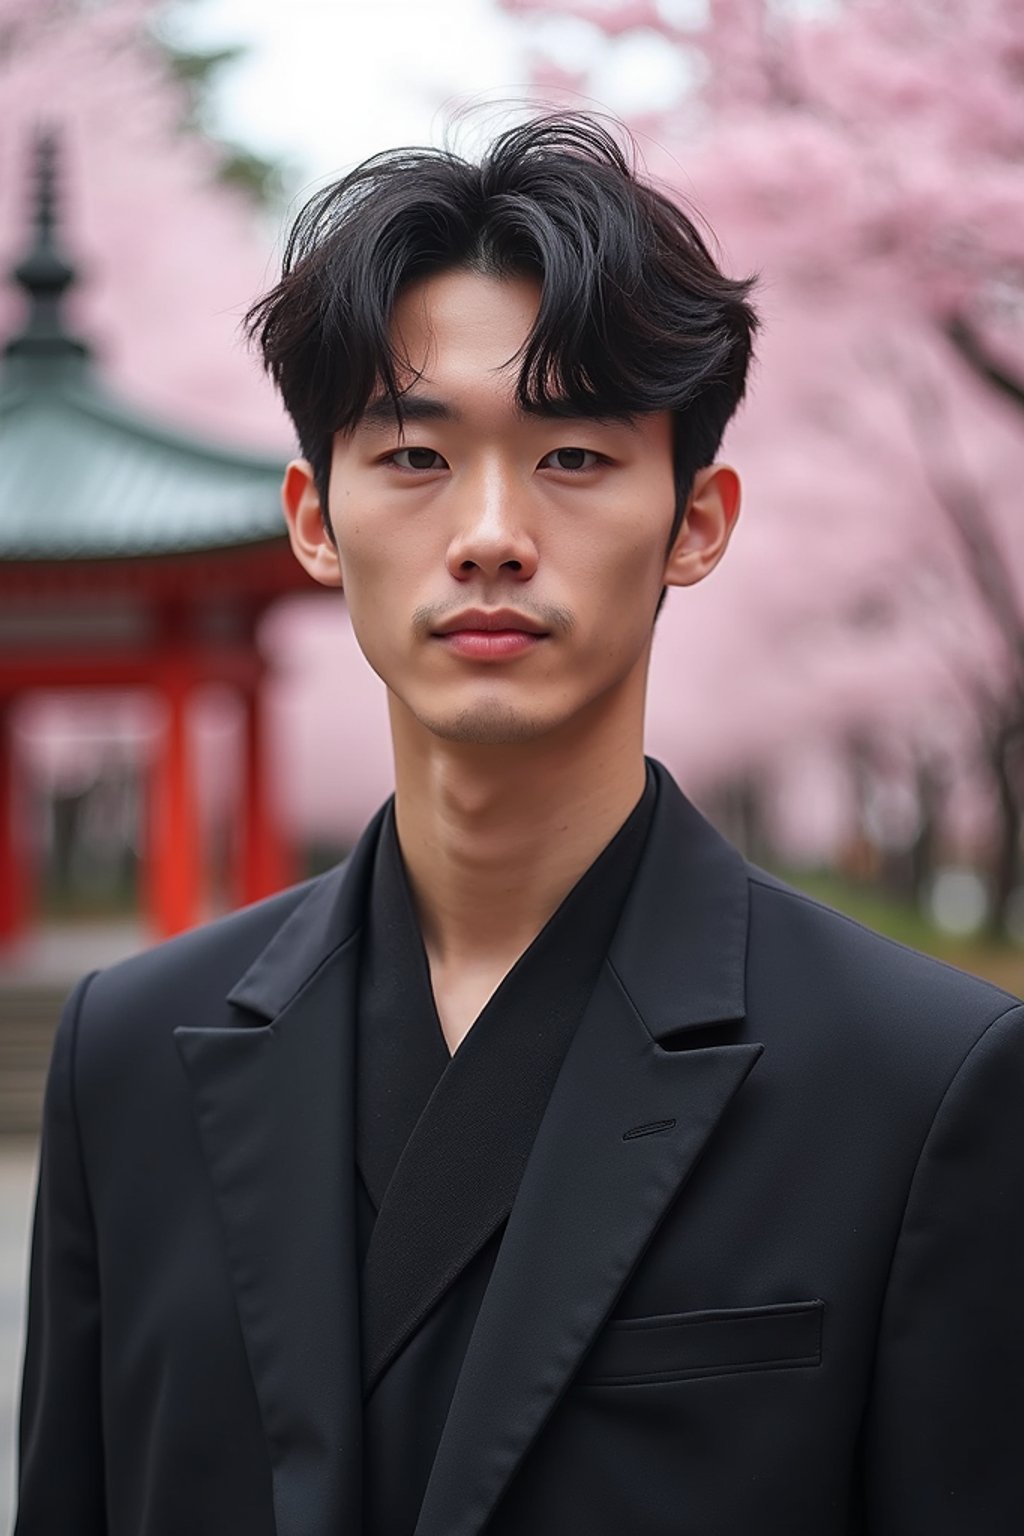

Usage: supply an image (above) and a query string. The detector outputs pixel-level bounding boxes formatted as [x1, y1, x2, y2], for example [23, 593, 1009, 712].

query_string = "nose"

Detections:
[444, 462, 539, 583]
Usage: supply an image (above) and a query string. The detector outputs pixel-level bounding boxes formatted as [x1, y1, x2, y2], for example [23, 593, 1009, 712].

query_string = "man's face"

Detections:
[296, 269, 696, 747]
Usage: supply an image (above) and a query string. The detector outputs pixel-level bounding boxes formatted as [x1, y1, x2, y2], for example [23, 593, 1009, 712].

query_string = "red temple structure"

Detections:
[0, 133, 311, 944]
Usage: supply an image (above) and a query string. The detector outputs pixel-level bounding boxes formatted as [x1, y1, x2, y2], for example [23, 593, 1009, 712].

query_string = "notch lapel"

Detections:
[174, 807, 386, 1536]
[414, 966, 761, 1536]
[414, 762, 762, 1536]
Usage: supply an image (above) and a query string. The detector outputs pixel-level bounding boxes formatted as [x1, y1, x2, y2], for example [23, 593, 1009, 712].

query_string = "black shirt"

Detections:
[354, 766, 657, 1535]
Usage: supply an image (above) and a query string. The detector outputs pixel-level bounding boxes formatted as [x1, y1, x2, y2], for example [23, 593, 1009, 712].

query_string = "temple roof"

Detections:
[0, 376, 289, 559]
[0, 130, 289, 563]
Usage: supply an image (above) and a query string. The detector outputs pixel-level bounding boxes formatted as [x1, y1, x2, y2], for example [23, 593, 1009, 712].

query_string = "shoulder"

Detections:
[743, 862, 1023, 1072]
[64, 868, 342, 1068]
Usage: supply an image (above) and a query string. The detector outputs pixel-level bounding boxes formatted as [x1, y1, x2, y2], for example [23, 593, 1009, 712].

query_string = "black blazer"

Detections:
[15, 763, 1024, 1535]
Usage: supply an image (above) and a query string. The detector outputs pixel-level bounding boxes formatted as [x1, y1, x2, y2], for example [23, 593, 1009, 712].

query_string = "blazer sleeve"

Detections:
[15, 973, 107, 1536]
[862, 999, 1024, 1533]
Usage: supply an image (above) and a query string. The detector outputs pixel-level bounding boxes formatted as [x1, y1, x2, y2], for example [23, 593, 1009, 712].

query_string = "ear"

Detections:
[281, 459, 343, 589]
[662, 464, 742, 590]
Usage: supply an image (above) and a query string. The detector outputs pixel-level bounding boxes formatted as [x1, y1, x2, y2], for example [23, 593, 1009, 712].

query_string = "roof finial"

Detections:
[5, 125, 91, 365]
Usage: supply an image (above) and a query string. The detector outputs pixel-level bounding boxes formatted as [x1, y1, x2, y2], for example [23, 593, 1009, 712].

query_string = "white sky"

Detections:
[166, 0, 533, 193]
[164, 0, 695, 195]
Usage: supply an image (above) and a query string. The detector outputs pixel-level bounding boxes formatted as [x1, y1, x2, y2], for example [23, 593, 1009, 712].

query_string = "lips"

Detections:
[431, 609, 548, 662]
[432, 608, 549, 637]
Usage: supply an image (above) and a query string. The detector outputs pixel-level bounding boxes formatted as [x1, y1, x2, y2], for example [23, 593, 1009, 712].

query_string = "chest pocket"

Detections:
[576, 1299, 824, 1387]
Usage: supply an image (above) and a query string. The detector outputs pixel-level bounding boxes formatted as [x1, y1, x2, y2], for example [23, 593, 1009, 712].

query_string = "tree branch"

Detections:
[902, 367, 1024, 711]
[944, 313, 1024, 414]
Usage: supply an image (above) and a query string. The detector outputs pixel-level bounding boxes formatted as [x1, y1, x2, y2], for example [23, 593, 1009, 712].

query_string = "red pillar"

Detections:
[236, 682, 290, 907]
[0, 700, 30, 944]
[147, 675, 203, 938]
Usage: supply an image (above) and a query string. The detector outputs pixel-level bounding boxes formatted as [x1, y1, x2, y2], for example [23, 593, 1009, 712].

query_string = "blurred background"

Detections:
[0, 0, 1022, 1517]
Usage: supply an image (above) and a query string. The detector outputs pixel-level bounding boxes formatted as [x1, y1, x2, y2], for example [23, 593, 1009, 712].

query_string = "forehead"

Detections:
[388, 268, 542, 389]
[367, 268, 658, 439]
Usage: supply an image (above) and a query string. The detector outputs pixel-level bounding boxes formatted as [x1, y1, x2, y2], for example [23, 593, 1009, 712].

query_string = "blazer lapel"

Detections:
[361, 776, 657, 1396]
[174, 807, 386, 1536]
[414, 763, 762, 1536]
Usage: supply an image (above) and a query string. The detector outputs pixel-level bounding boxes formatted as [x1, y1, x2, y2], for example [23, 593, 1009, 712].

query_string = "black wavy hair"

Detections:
[246, 113, 759, 543]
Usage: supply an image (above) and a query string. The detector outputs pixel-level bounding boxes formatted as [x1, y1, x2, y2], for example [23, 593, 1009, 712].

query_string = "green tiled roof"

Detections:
[0, 374, 288, 560]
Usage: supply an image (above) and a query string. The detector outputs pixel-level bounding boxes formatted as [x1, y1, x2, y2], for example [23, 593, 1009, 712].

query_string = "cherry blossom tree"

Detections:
[504, 0, 1024, 934]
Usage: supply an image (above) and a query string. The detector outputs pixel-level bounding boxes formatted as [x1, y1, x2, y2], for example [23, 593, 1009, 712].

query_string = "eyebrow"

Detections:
[360, 395, 454, 429]
[358, 393, 640, 432]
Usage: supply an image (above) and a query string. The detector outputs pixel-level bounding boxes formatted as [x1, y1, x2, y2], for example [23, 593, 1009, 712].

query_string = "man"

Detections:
[15, 115, 1023, 1535]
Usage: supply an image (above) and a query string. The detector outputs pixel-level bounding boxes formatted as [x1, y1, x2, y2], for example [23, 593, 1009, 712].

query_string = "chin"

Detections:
[416, 700, 554, 746]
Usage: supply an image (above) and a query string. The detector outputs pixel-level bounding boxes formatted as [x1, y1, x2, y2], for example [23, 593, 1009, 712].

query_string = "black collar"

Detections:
[226, 758, 750, 1043]
[355, 763, 658, 1214]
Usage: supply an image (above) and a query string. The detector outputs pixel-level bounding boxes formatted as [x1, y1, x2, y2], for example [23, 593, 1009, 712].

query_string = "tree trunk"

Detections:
[909, 754, 945, 913]
[986, 724, 1023, 941]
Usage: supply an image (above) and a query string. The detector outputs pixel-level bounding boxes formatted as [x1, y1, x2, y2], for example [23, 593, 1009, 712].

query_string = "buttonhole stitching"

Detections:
[622, 1117, 677, 1140]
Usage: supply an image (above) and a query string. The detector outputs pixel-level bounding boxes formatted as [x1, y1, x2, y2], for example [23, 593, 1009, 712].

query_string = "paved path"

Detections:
[0, 1139, 38, 1532]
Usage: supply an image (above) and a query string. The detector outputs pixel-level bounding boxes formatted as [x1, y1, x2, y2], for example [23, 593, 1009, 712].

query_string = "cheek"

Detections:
[332, 512, 433, 662]
[334, 505, 400, 592]
[570, 518, 669, 623]
[332, 525, 390, 638]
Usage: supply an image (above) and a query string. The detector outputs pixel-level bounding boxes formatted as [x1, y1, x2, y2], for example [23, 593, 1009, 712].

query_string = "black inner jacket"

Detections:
[354, 766, 657, 1536]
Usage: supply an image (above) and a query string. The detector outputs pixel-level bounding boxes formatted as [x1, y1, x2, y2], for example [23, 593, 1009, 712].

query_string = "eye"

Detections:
[540, 447, 604, 472]
[388, 447, 448, 471]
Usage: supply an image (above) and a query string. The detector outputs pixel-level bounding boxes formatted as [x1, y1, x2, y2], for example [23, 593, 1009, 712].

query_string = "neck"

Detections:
[390, 702, 647, 976]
